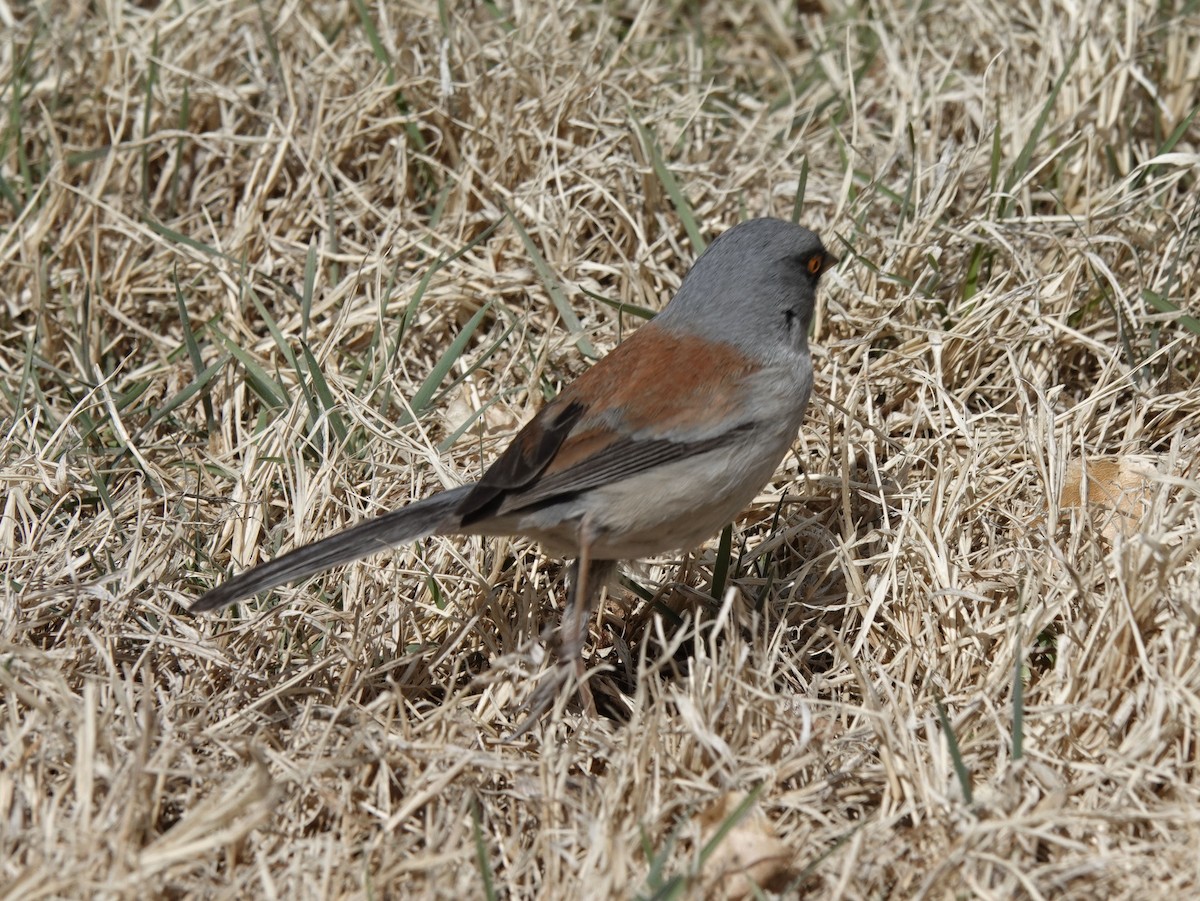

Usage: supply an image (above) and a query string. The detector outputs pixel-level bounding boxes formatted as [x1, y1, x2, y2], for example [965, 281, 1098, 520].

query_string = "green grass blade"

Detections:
[1133, 104, 1199, 190]
[471, 801, 497, 901]
[1000, 39, 1082, 216]
[1158, 103, 1199, 156]
[619, 574, 656, 604]
[301, 240, 318, 341]
[481, 0, 515, 31]
[376, 219, 503, 412]
[791, 155, 809, 224]
[353, 0, 395, 81]
[140, 32, 159, 207]
[786, 824, 863, 893]
[141, 354, 229, 433]
[988, 120, 1002, 205]
[145, 217, 233, 262]
[8, 36, 36, 208]
[710, 524, 733, 600]
[4, 325, 37, 417]
[395, 218, 503, 353]
[173, 267, 216, 432]
[437, 388, 515, 453]
[300, 343, 348, 445]
[503, 205, 597, 358]
[248, 289, 300, 373]
[1012, 641, 1025, 762]
[399, 301, 493, 426]
[935, 698, 974, 805]
[634, 119, 704, 253]
[0, 171, 19, 217]
[429, 310, 518, 410]
[899, 123, 916, 228]
[579, 286, 656, 321]
[696, 785, 764, 866]
[146, 217, 304, 304]
[1143, 288, 1200, 336]
[210, 326, 288, 410]
[352, 0, 428, 159]
[253, 0, 283, 75]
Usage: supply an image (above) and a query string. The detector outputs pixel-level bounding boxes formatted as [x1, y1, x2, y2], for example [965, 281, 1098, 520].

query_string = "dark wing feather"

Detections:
[493, 424, 752, 514]
[456, 400, 586, 525]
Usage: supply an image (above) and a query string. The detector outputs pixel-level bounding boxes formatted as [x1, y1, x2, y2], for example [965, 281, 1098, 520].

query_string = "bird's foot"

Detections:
[509, 624, 598, 739]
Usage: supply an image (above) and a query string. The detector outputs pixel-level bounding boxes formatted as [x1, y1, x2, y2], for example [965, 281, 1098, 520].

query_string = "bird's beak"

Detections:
[821, 250, 840, 274]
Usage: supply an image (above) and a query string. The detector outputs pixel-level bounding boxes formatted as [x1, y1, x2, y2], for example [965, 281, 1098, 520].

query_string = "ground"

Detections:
[3, 0, 1200, 898]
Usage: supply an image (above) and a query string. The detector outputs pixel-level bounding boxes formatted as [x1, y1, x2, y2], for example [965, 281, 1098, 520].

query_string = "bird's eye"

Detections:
[807, 254, 823, 275]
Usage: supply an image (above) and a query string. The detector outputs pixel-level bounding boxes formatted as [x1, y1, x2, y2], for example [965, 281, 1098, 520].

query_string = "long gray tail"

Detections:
[190, 485, 474, 613]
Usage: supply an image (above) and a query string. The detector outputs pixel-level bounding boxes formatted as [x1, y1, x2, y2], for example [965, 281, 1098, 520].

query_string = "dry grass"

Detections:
[3, 0, 1200, 897]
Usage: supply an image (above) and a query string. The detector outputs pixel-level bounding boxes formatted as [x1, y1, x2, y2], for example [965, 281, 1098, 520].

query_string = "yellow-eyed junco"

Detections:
[192, 217, 838, 716]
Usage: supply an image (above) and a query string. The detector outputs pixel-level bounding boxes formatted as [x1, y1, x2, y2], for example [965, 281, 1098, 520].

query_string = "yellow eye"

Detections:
[807, 254, 823, 275]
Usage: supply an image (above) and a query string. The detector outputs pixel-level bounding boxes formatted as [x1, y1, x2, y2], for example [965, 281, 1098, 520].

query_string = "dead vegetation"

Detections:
[2, 0, 1199, 897]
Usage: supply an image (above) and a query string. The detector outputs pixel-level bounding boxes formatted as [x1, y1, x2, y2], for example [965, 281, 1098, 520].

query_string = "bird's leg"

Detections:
[513, 540, 617, 735]
[566, 543, 597, 717]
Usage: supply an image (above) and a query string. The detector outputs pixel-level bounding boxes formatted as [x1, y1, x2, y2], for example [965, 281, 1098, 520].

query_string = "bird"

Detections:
[192, 217, 838, 721]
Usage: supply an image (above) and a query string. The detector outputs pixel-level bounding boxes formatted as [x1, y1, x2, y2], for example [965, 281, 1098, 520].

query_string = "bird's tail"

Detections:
[190, 485, 473, 613]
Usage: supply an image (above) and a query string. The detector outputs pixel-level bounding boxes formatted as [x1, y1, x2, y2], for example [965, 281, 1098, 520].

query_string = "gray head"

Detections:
[654, 218, 837, 359]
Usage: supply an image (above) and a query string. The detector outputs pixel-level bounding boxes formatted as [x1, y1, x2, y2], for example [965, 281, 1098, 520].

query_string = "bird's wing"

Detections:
[455, 326, 761, 525]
